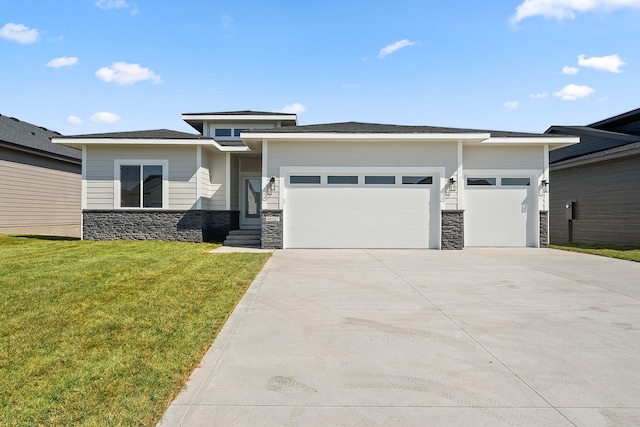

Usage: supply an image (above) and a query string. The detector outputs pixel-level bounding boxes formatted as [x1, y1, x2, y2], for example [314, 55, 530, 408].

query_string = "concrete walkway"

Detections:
[158, 248, 640, 426]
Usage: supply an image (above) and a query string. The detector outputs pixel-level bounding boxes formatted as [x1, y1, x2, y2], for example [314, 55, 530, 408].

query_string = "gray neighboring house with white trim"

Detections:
[546, 107, 640, 246]
[53, 110, 577, 249]
[0, 114, 81, 237]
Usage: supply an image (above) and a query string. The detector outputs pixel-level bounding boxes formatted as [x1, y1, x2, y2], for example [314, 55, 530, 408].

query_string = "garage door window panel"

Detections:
[467, 177, 496, 186]
[402, 176, 433, 185]
[290, 175, 321, 184]
[365, 176, 395, 185]
[501, 177, 531, 186]
[328, 175, 358, 185]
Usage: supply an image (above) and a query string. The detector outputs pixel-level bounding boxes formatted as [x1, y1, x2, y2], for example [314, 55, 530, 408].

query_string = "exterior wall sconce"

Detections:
[269, 176, 276, 190]
[449, 177, 457, 191]
[541, 179, 549, 193]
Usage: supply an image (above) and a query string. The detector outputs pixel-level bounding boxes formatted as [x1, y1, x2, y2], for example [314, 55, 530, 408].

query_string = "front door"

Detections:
[240, 176, 262, 229]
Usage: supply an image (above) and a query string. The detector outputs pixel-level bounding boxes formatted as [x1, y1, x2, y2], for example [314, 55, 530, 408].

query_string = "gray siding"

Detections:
[0, 146, 81, 237]
[85, 145, 198, 210]
[550, 133, 635, 163]
[549, 153, 640, 246]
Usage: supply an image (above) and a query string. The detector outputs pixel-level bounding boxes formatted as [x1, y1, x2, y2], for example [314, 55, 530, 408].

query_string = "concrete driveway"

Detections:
[159, 248, 640, 427]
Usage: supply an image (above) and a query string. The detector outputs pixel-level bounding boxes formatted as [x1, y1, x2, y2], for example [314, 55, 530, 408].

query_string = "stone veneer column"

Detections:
[539, 210, 549, 247]
[441, 210, 464, 250]
[261, 210, 283, 249]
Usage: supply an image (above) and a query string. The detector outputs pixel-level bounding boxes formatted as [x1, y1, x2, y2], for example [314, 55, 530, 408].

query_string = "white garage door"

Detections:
[465, 176, 536, 247]
[284, 172, 438, 248]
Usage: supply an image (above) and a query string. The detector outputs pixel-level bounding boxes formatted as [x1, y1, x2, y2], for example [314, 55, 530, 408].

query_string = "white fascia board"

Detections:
[181, 114, 297, 122]
[241, 132, 490, 142]
[51, 138, 250, 151]
[481, 137, 580, 148]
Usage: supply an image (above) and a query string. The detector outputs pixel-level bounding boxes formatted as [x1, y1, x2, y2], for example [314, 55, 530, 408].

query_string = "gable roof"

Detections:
[0, 114, 81, 162]
[243, 121, 561, 138]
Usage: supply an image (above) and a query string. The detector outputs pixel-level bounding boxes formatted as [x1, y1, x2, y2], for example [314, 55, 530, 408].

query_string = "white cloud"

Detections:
[96, 0, 138, 14]
[91, 112, 121, 123]
[95, 62, 163, 85]
[46, 56, 78, 69]
[221, 14, 233, 31]
[0, 23, 39, 44]
[96, 0, 128, 10]
[554, 84, 595, 100]
[67, 115, 83, 125]
[378, 39, 418, 58]
[577, 54, 626, 73]
[530, 92, 548, 99]
[511, 0, 640, 23]
[504, 101, 519, 109]
[562, 65, 579, 75]
[281, 103, 306, 114]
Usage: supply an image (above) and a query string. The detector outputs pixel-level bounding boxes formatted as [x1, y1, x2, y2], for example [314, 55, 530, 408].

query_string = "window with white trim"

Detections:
[115, 160, 168, 209]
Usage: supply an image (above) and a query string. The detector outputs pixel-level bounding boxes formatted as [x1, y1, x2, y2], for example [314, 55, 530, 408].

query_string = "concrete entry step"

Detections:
[223, 229, 261, 247]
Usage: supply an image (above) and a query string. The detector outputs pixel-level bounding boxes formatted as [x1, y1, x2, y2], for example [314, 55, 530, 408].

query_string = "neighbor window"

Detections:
[501, 177, 531, 186]
[402, 176, 433, 185]
[233, 128, 247, 137]
[290, 175, 321, 184]
[328, 175, 358, 184]
[467, 177, 496, 186]
[118, 163, 166, 208]
[365, 176, 395, 185]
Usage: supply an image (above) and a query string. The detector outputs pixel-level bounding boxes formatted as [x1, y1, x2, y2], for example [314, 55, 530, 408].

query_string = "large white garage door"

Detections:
[284, 171, 438, 248]
[465, 176, 536, 247]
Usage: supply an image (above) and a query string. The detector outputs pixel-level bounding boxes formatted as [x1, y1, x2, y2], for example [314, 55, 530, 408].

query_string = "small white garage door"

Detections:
[465, 176, 536, 247]
[284, 172, 438, 248]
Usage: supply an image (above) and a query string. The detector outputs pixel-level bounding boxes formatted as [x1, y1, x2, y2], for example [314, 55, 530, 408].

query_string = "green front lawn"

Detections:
[550, 242, 640, 262]
[0, 235, 270, 426]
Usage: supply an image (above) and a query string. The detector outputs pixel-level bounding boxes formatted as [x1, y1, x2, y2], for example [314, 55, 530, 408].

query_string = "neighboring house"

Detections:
[1, 114, 81, 237]
[53, 110, 577, 249]
[546, 108, 640, 246]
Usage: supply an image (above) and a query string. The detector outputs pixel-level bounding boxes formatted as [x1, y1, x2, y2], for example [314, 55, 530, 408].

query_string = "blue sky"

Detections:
[1, 0, 639, 135]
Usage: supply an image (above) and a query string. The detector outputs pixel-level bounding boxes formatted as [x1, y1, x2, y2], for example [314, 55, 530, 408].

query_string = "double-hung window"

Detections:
[115, 160, 168, 209]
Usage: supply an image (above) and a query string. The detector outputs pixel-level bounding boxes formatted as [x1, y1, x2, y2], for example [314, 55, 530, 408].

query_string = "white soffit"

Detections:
[240, 132, 491, 142]
[480, 136, 579, 149]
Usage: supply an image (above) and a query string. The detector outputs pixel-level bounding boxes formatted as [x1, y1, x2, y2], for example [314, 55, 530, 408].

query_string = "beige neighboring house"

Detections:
[0, 114, 81, 237]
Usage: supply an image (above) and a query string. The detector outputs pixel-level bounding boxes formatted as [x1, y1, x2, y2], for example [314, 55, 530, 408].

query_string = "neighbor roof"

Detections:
[589, 107, 640, 129]
[0, 114, 80, 162]
[182, 110, 296, 116]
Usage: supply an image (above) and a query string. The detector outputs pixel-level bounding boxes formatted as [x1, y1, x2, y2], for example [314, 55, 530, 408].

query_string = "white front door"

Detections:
[240, 176, 261, 229]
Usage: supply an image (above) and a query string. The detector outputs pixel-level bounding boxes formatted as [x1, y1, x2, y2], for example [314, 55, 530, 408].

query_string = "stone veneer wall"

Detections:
[441, 210, 464, 250]
[83, 210, 203, 242]
[261, 210, 283, 249]
[539, 210, 549, 248]
[83, 210, 240, 243]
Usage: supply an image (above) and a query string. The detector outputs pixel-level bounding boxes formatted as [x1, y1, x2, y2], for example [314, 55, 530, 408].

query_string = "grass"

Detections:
[550, 242, 640, 262]
[0, 235, 270, 426]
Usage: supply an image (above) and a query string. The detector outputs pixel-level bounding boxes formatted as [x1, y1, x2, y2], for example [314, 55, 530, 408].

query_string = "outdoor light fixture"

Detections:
[269, 176, 276, 190]
[541, 179, 549, 193]
[449, 176, 457, 191]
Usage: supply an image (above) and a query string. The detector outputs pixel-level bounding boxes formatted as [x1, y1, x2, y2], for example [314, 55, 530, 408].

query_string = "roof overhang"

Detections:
[551, 142, 640, 171]
[478, 136, 580, 150]
[181, 113, 297, 122]
[51, 138, 250, 152]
